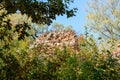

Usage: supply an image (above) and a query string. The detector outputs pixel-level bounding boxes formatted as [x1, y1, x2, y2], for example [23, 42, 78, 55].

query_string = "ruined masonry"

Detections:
[32, 30, 79, 54]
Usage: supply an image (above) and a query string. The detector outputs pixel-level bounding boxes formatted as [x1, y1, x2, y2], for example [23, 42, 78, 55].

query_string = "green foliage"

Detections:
[80, 53, 120, 80]
[0, 0, 120, 79]
[86, 0, 120, 39]
[1, 0, 77, 25]
[0, 0, 77, 44]
[28, 35, 120, 80]
[0, 33, 120, 79]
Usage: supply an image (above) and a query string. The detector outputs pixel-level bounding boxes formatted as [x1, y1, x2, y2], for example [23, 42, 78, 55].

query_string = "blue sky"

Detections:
[54, 0, 88, 35]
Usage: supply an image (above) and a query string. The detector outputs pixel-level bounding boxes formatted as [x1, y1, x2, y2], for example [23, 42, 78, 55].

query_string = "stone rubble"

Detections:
[30, 29, 120, 63]
[31, 30, 79, 54]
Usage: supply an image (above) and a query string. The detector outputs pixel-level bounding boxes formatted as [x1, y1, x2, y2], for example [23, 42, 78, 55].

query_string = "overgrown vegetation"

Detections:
[0, 29, 120, 79]
[0, 0, 120, 80]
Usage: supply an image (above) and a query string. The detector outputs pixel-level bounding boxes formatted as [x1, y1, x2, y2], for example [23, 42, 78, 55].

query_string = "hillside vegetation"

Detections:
[0, 0, 120, 79]
[0, 29, 120, 79]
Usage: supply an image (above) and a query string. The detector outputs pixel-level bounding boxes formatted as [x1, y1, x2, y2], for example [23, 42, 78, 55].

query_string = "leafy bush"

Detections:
[0, 30, 120, 80]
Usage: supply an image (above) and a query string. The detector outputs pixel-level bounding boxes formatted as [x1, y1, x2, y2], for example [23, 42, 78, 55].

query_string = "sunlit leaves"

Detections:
[86, 0, 120, 39]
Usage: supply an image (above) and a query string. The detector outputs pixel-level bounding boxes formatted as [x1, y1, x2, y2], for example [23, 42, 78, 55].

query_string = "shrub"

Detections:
[0, 32, 120, 80]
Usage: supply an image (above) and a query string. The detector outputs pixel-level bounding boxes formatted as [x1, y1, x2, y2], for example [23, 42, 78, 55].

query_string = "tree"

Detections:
[0, 0, 77, 25]
[0, 0, 77, 46]
[0, 1, 77, 79]
[86, 0, 120, 39]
